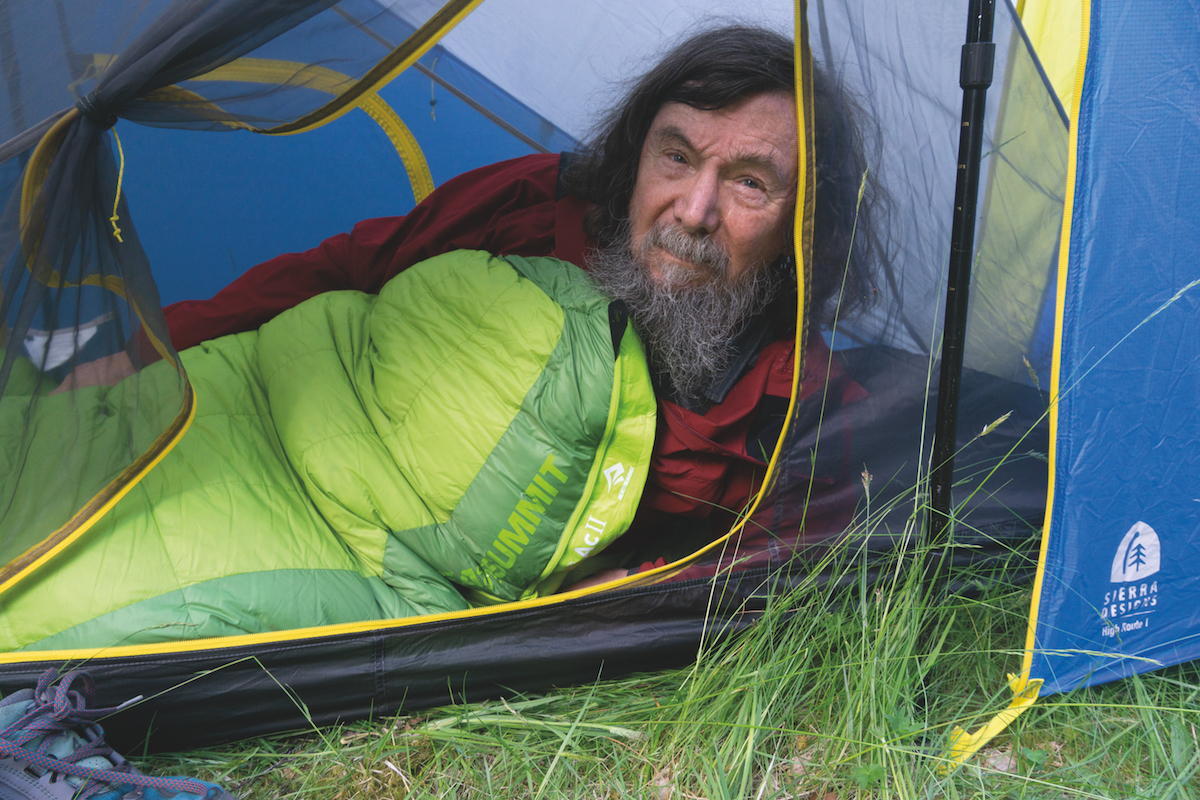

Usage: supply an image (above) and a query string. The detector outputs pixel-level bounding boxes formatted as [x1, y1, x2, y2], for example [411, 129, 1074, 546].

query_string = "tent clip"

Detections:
[75, 93, 117, 129]
[960, 42, 996, 89]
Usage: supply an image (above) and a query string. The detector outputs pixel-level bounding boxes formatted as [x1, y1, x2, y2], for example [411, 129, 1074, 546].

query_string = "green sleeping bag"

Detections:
[0, 251, 656, 652]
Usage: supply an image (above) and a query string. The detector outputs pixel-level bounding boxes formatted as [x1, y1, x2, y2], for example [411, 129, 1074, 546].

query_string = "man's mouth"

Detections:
[637, 224, 729, 284]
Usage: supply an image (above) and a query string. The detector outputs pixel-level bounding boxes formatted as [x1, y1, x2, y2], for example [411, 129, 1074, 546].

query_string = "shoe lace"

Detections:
[0, 669, 210, 799]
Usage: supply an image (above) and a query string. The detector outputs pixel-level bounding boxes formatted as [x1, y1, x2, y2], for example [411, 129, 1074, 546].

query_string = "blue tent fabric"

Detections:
[1029, 0, 1200, 695]
[122, 41, 570, 306]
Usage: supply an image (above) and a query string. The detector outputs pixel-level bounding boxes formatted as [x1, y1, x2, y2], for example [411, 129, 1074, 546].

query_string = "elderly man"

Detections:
[145, 26, 878, 555]
[63, 25, 878, 570]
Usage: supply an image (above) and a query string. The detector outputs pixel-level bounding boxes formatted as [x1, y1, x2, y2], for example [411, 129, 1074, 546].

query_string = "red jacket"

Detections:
[161, 153, 862, 543]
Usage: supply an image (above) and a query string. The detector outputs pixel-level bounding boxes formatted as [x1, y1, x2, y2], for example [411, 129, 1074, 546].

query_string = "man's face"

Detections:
[628, 91, 799, 286]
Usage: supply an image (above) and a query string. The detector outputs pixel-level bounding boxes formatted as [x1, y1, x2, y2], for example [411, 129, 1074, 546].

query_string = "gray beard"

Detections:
[587, 223, 782, 405]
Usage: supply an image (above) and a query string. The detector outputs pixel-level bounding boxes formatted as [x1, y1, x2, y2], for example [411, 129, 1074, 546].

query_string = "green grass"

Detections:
[137, 348, 1200, 799]
[140, 521, 1200, 799]
[127, 150, 1200, 799]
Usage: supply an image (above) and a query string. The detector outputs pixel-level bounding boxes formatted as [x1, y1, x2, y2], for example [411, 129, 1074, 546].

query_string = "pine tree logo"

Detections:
[1110, 521, 1161, 582]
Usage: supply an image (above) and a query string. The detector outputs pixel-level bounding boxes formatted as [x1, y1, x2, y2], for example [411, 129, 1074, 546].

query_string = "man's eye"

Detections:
[668, 153, 687, 165]
[740, 178, 762, 190]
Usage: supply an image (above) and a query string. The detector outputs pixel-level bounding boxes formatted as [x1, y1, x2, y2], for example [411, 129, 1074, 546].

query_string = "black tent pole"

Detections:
[926, 0, 997, 582]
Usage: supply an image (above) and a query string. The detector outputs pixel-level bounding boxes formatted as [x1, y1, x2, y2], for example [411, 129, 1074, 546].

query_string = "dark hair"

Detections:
[563, 25, 884, 329]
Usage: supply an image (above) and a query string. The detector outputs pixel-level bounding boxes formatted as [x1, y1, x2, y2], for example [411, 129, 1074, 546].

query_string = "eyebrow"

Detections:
[651, 124, 789, 187]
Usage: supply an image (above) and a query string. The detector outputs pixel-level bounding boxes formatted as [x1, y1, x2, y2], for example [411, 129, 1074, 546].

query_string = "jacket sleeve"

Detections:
[159, 153, 564, 353]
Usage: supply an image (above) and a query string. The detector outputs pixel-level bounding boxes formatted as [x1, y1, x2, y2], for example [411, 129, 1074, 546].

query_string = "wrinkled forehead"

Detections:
[645, 92, 799, 184]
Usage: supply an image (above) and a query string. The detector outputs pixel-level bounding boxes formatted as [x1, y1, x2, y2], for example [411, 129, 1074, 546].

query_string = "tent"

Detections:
[0, 0, 1191, 760]
[947, 0, 1200, 762]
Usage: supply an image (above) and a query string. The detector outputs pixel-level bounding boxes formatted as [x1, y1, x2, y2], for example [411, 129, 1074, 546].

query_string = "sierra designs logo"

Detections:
[1100, 521, 1159, 636]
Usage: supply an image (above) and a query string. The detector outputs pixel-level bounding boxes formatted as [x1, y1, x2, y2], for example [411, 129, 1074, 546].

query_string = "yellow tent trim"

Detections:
[1019, 0, 1083, 116]
[6, 106, 187, 586]
[87, 55, 435, 203]
[654, 0, 818, 557]
[183, 57, 434, 201]
[750, 0, 815, 516]
[718, 0, 815, 545]
[0, 382, 196, 597]
[18, 110, 128, 295]
[0, 522, 751, 664]
[19, 109, 72, 225]
[1024, 0, 1092, 678]
[942, 0, 1091, 769]
[17, 106, 179, 365]
[259, 0, 486, 138]
[350, 93, 434, 202]
[617, 0, 818, 579]
[944, 673, 1044, 769]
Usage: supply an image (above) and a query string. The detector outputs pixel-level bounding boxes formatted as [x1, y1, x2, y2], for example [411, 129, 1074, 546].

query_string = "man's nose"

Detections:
[673, 170, 721, 236]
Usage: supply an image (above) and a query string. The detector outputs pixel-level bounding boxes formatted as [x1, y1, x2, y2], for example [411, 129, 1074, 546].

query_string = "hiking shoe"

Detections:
[0, 669, 235, 800]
